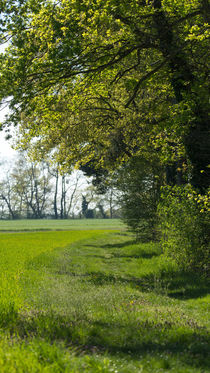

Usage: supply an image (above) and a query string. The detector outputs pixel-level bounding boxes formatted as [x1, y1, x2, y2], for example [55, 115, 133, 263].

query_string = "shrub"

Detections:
[158, 185, 210, 274]
[118, 157, 163, 241]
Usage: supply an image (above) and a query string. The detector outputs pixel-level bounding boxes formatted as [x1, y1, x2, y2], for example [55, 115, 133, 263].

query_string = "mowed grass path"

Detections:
[0, 221, 209, 372]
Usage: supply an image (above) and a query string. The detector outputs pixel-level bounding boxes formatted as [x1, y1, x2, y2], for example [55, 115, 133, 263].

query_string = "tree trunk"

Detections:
[54, 169, 59, 219]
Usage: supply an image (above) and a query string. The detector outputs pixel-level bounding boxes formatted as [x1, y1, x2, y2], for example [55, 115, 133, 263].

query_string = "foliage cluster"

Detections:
[158, 185, 210, 273]
[0, 0, 209, 184]
[116, 157, 163, 241]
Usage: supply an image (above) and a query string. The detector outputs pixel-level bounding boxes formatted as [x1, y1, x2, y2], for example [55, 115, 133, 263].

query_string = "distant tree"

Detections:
[59, 172, 82, 219]
[60, 175, 67, 219]
[11, 155, 52, 218]
[48, 166, 59, 219]
[0, 160, 23, 219]
[0, 175, 17, 219]
[81, 195, 90, 218]
[65, 172, 82, 218]
[0, 155, 85, 220]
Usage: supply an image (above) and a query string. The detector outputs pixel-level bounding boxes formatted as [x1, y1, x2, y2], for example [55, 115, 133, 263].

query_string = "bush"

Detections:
[158, 185, 210, 274]
[118, 157, 163, 241]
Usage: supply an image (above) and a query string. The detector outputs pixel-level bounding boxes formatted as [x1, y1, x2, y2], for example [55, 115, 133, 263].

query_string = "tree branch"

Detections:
[171, 10, 202, 26]
[125, 59, 167, 108]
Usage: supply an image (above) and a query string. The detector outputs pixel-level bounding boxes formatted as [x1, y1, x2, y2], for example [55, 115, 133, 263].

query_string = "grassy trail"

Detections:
[0, 225, 209, 372]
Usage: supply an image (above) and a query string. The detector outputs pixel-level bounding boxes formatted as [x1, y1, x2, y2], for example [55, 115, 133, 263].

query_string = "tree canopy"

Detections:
[0, 0, 209, 191]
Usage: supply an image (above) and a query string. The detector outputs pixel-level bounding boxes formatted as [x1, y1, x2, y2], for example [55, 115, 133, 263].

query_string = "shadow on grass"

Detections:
[161, 270, 210, 300]
[85, 240, 161, 260]
[84, 270, 209, 300]
[100, 240, 138, 249]
[85, 240, 137, 250]
[26, 248, 209, 300]
[3, 308, 209, 370]
[84, 251, 159, 260]
[113, 252, 159, 259]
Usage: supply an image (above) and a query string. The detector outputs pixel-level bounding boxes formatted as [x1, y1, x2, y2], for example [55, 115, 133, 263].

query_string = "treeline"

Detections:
[0, 154, 120, 220]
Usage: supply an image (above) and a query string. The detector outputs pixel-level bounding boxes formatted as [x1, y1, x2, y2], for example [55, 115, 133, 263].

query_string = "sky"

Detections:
[0, 131, 15, 159]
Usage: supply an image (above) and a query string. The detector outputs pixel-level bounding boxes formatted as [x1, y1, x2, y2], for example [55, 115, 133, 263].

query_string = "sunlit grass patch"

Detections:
[0, 230, 109, 331]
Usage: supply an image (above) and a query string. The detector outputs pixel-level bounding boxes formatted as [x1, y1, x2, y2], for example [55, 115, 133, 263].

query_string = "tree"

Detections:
[0, 0, 209, 193]
[0, 174, 18, 219]
[48, 166, 59, 219]
[0, 160, 24, 219]
[60, 172, 82, 219]
[11, 156, 53, 218]
[0, 155, 85, 219]
[81, 195, 93, 218]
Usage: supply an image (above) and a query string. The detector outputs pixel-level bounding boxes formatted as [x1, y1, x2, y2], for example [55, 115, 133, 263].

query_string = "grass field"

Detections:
[0, 220, 209, 372]
[0, 218, 124, 232]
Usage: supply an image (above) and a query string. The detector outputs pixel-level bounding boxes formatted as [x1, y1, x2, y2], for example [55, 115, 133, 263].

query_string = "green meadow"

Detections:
[0, 220, 209, 372]
[0, 218, 124, 232]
